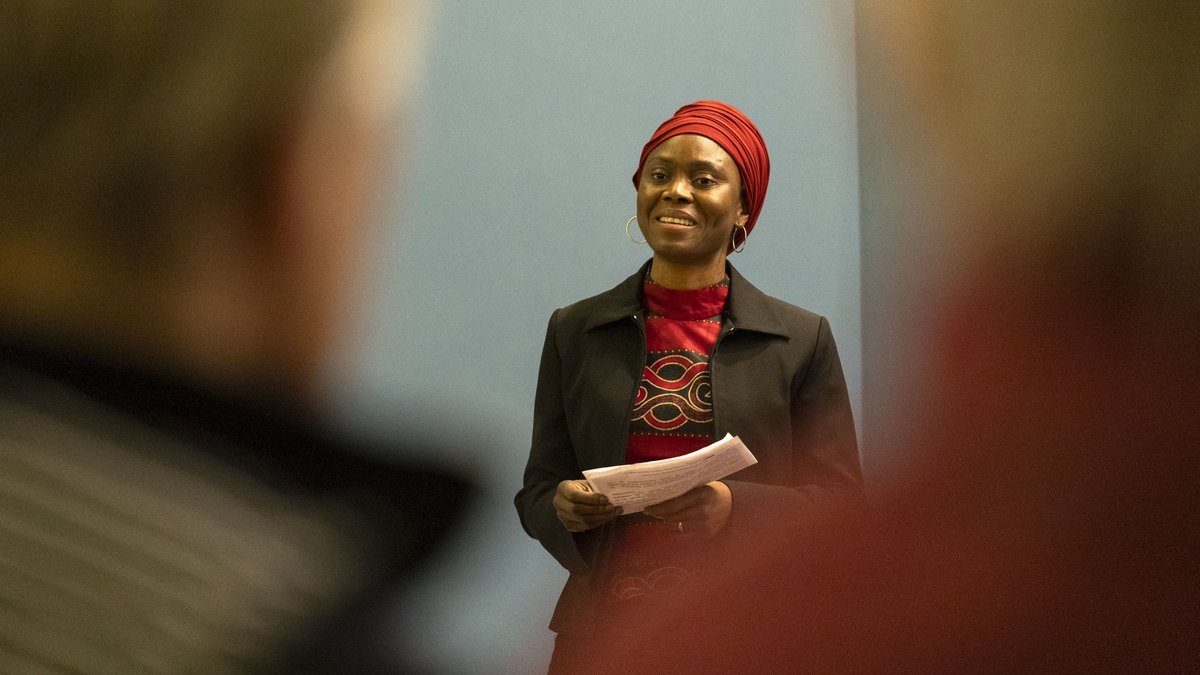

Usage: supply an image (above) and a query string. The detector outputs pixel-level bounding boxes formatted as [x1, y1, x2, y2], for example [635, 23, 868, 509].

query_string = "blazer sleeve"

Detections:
[514, 310, 590, 574]
[724, 316, 863, 521]
[788, 316, 863, 494]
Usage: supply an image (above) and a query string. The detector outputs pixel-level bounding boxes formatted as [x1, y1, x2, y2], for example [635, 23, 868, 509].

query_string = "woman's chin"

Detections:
[649, 245, 725, 269]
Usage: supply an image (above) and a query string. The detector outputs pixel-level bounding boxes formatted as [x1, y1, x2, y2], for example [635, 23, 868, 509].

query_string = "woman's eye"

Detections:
[695, 176, 717, 188]
[649, 170, 668, 181]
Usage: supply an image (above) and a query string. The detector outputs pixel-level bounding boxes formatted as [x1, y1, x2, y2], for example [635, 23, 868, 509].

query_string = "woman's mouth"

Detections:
[658, 215, 696, 227]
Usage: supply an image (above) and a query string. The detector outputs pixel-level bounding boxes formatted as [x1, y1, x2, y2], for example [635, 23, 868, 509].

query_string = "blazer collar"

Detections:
[583, 259, 790, 339]
[581, 260, 650, 331]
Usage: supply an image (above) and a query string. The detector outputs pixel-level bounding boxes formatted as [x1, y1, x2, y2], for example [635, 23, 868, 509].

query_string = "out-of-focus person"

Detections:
[576, 1, 1200, 673]
[0, 1, 470, 672]
[515, 100, 862, 671]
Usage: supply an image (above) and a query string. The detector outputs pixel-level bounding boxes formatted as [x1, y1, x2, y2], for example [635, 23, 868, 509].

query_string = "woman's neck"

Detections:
[648, 257, 728, 290]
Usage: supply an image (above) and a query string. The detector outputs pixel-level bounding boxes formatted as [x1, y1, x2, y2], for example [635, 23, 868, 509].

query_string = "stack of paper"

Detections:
[582, 434, 757, 513]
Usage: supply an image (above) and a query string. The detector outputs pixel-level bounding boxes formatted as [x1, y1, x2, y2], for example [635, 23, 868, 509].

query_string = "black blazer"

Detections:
[515, 260, 862, 632]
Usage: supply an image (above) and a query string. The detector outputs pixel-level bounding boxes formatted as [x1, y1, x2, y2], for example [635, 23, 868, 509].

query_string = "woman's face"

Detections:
[636, 134, 747, 270]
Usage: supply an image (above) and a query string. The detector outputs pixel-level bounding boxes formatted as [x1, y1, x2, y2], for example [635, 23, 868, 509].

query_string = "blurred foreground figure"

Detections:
[578, 2, 1199, 673]
[0, 1, 469, 672]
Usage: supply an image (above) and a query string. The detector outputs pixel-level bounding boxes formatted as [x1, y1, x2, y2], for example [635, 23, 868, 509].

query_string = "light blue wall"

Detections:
[336, 1, 860, 671]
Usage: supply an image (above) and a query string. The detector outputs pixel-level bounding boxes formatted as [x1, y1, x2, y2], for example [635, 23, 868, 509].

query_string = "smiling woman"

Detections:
[635, 134, 746, 280]
[514, 100, 863, 672]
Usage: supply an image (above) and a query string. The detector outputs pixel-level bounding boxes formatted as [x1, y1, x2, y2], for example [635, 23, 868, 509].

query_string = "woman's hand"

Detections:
[643, 481, 732, 538]
[554, 479, 622, 532]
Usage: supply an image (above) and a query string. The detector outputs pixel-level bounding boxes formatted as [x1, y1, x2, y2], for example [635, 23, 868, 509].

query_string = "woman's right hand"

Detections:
[553, 480, 622, 532]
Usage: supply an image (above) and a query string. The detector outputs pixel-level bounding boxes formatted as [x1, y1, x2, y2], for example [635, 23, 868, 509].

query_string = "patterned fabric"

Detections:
[606, 277, 729, 601]
[627, 279, 728, 461]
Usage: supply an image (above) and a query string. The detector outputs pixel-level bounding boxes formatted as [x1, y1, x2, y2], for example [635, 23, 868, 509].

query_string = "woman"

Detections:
[515, 100, 862, 667]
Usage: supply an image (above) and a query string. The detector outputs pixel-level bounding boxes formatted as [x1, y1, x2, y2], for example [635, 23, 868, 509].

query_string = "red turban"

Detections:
[632, 100, 771, 245]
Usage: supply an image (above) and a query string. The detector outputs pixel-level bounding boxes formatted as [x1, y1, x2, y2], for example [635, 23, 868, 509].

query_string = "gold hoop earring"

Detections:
[731, 224, 748, 253]
[626, 216, 646, 245]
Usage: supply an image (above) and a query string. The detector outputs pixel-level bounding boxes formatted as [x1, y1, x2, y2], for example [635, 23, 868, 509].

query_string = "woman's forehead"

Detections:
[646, 134, 736, 169]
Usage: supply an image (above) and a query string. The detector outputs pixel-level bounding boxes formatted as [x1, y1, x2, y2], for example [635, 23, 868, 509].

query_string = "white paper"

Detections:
[582, 433, 757, 514]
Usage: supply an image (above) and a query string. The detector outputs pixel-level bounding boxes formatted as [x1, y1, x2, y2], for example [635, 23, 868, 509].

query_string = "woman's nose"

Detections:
[664, 177, 692, 201]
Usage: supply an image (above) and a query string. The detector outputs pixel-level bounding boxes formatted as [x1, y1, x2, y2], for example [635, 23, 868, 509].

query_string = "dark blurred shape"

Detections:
[1, 1, 470, 672]
[0, 345, 471, 673]
[562, 1, 1200, 672]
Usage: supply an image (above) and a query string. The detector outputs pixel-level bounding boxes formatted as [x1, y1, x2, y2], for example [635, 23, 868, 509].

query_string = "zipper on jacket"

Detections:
[591, 311, 648, 578]
[710, 316, 736, 436]
[620, 311, 649, 449]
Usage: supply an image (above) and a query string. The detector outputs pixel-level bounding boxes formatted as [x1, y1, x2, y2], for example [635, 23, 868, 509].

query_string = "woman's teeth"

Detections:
[659, 216, 695, 226]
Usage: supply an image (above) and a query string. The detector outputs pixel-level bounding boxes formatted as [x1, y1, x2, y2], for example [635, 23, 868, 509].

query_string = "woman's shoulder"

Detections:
[758, 292, 825, 322]
[546, 266, 645, 331]
[728, 267, 828, 334]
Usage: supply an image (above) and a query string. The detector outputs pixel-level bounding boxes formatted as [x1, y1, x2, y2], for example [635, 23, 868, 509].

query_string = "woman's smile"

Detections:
[656, 211, 698, 228]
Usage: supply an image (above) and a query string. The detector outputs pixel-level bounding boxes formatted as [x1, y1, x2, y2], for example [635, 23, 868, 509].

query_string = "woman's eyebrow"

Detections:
[685, 159, 730, 174]
[650, 156, 726, 170]
[646, 155, 731, 176]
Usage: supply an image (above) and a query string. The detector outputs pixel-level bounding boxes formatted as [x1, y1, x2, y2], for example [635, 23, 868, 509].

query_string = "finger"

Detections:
[558, 516, 587, 532]
[569, 492, 613, 506]
[557, 506, 622, 532]
[555, 505, 595, 531]
[573, 503, 622, 516]
[646, 502, 699, 521]
[555, 494, 619, 516]
[644, 489, 706, 519]
[646, 499, 708, 521]
[579, 509, 623, 527]
[674, 519, 709, 539]
[554, 505, 579, 529]
[558, 480, 612, 505]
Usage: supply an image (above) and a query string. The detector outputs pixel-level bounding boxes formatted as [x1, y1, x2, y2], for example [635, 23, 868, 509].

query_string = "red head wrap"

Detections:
[632, 100, 771, 246]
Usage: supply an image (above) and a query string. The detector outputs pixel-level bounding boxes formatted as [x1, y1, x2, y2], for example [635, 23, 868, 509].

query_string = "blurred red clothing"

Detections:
[576, 253, 1199, 673]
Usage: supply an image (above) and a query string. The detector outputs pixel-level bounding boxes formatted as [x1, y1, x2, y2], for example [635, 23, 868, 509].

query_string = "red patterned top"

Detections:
[605, 277, 729, 602]
[627, 279, 729, 461]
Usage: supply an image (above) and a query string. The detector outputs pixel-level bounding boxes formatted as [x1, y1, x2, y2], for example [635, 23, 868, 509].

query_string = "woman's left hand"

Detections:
[643, 481, 732, 538]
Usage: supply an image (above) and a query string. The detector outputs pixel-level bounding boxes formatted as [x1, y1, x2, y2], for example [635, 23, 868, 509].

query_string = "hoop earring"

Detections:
[626, 216, 646, 245]
[731, 224, 748, 253]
